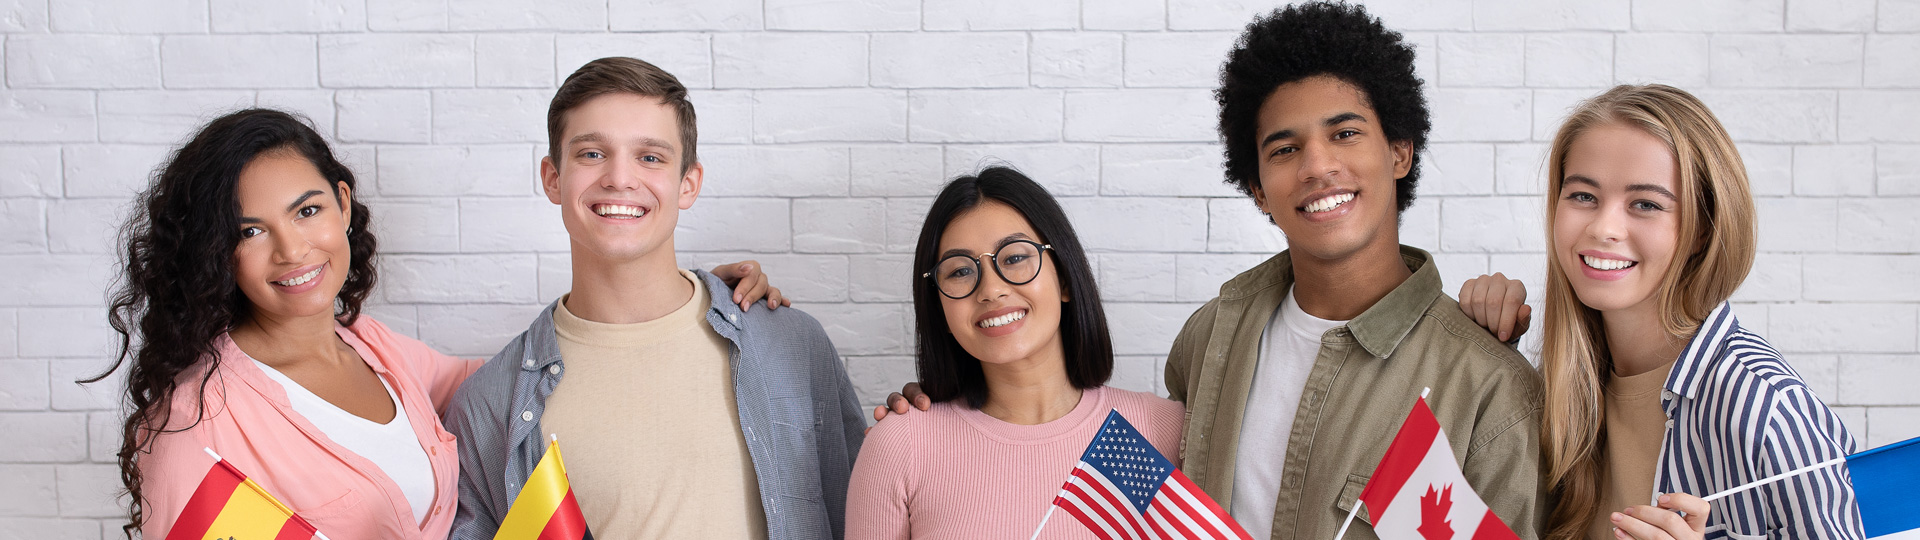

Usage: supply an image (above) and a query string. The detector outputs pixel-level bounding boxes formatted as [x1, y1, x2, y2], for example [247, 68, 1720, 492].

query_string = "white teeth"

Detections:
[1582, 255, 1636, 271]
[594, 204, 646, 218]
[273, 266, 321, 287]
[978, 310, 1026, 329]
[1304, 192, 1355, 213]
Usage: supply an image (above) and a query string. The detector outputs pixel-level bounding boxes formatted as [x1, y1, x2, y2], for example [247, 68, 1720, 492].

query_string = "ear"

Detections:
[540, 156, 563, 204]
[676, 161, 704, 210]
[334, 180, 353, 224]
[1389, 140, 1415, 180]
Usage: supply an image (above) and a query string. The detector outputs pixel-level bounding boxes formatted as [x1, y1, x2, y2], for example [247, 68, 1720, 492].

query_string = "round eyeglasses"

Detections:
[921, 240, 1053, 300]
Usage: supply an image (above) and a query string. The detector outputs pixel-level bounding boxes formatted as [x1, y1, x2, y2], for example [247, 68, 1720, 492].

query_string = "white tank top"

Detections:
[254, 359, 434, 525]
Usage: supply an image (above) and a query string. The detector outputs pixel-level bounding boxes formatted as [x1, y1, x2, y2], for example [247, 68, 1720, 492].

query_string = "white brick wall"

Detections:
[4, 0, 1918, 532]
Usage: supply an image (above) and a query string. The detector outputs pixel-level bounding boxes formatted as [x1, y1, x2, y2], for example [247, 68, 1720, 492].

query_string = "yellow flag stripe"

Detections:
[199, 478, 295, 540]
[494, 441, 573, 540]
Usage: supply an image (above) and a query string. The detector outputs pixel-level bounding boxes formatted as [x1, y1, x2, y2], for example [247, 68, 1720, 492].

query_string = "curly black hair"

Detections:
[83, 108, 377, 538]
[1216, 1, 1431, 214]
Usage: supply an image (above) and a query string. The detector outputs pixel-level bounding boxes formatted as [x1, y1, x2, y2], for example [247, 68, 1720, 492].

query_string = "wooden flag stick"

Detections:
[1701, 457, 1846, 502]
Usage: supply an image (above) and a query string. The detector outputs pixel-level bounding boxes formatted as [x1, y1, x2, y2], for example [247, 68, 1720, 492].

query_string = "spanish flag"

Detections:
[495, 435, 592, 540]
[165, 448, 324, 540]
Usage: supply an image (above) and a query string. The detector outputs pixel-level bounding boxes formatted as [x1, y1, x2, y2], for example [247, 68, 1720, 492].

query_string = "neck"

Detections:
[1600, 301, 1687, 377]
[564, 242, 692, 324]
[1289, 241, 1412, 321]
[229, 309, 349, 369]
[976, 346, 1083, 425]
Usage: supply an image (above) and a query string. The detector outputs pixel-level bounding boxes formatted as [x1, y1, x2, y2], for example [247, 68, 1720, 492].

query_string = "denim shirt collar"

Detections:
[516, 268, 742, 373]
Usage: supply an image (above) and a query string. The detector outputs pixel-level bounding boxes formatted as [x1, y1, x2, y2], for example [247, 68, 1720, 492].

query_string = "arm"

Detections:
[1163, 301, 1218, 403]
[710, 260, 792, 312]
[1757, 391, 1865, 540]
[820, 332, 868, 539]
[844, 415, 915, 540]
[1460, 369, 1547, 540]
[444, 381, 506, 540]
[138, 421, 219, 539]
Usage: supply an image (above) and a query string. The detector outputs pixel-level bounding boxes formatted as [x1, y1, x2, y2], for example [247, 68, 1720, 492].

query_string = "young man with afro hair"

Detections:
[1162, 2, 1547, 538]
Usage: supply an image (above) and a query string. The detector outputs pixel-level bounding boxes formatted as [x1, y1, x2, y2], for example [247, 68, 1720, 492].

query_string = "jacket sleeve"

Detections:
[1757, 388, 1866, 540]
[1459, 366, 1547, 540]
[818, 326, 866, 540]
[444, 370, 506, 540]
[1164, 300, 1218, 404]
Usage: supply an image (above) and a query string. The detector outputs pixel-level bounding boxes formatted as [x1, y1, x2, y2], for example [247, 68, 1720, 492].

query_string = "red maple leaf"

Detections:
[1418, 483, 1455, 540]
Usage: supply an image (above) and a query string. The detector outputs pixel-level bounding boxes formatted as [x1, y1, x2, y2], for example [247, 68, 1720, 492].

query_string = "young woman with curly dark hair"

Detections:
[91, 108, 783, 540]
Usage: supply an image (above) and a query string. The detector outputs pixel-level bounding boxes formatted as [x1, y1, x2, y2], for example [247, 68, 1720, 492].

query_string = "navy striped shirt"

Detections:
[1656, 302, 1863, 539]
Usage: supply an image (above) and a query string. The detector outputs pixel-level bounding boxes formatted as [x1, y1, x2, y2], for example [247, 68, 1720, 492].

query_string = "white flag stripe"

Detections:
[1165, 475, 1237, 538]
[1147, 503, 1220, 540]
[1072, 463, 1156, 540]
[1143, 508, 1181, 539]
[1155, 493, 1220, 540]
[1064, 481, 1146, 540]
[1867, 528, 1920, 540]
[1059, 490, 1132, 540]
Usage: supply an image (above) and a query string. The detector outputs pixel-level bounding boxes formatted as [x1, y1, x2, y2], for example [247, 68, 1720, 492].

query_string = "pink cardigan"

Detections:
[139, 316, 482, 540]
[846, 386, 1186, 540]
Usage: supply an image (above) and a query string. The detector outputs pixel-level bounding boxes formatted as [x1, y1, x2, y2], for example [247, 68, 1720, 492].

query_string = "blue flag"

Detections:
[1849, 436, 1920, 539]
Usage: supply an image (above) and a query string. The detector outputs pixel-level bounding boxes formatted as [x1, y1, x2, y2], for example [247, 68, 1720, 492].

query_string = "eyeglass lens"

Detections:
[933, 241, 1043, 299]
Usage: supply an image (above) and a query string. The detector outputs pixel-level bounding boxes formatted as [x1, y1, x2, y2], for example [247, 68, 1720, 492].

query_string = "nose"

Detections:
[1587, 204, 1627, 244]
[1297, 141, 1341, 182]
[601, 153, 641, 191]
[270, 226, 310, 263]
[973, 256, 1013, 301]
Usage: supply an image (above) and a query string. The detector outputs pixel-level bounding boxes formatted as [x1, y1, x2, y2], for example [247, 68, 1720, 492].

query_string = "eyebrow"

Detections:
[1259, 112, 1369, 148]
[1561, 175, 1679, 201]
[238, 189, 326, 224]
[566, 132, 676, 151]
[938, 232, 1034, 260]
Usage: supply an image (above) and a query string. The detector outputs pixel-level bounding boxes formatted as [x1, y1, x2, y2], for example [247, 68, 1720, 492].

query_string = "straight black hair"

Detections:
[911, 166, 1113, 409]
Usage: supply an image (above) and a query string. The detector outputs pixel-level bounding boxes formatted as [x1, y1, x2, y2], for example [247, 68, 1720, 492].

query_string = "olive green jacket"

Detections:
[1165, 246, 1546, 540]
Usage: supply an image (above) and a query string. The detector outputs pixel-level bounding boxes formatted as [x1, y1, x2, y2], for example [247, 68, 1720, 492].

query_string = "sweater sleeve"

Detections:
[844, 413, 916, 540]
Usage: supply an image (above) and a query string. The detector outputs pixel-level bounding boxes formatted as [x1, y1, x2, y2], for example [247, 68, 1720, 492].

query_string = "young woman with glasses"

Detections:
[844, 167, 1186, 539]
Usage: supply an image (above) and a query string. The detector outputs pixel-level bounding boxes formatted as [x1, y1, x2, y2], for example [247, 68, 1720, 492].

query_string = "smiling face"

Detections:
[935, 200, 1068, 369]
[1250, 75, 1414, 264]
[542, 92, 703, 266]
[1553, 122, 1683, 315]
[231, 150, 354, 321]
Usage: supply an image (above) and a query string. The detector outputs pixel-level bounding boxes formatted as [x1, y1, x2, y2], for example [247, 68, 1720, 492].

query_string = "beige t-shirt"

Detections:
[1590, 360, 1676, 540]
[541, 270, 768, 539]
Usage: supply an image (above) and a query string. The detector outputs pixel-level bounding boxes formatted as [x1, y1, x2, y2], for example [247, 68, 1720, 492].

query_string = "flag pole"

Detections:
[1331, 501, 1363, 540]
[203, 447, 221, 462]
[1028, 505, 1057, 540]
[1701, 456, 1846, 502]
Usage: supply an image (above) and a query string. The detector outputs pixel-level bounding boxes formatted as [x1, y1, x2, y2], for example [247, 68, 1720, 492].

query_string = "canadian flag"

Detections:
[1353, 396, 1520, 540]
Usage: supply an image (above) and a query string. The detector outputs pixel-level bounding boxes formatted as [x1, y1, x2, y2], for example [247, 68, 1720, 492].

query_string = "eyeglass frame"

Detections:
[919, 239, 1054, 300]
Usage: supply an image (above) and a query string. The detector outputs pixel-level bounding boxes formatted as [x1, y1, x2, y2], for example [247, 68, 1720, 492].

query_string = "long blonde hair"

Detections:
[1537, 84, 1757, 540]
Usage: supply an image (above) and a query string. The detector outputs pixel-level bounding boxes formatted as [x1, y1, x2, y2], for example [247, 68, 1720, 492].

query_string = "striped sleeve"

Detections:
[1755, 381, 1864, 540]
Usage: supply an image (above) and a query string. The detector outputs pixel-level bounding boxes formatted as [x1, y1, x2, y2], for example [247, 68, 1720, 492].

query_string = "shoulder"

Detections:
[1694, 327, 1859, 451]
[1419, 295, 1542, 385]
[1105, 388, 1186, 425]
[446, 328, 537, 423]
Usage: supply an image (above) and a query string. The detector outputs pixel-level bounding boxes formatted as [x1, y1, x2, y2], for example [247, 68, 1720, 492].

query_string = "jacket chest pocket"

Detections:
[1333, 474, 1375, 527]
[769, 396, 824, 503]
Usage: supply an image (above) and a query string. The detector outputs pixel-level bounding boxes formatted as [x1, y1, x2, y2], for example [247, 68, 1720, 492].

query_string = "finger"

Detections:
[1464, 277, 1489, 326]
[915, 393, 932, 411]
[1610, 511, 1671, 540]
[1497, 279, 1527, 342]
[1513, 303, 1533, 339]
[886, 392, 910, 414]
[767, 286, 787, 310]
[1624, 505, 1687, 540]
[1457, 278, 1479, 323]
[1657, 493, 1710, 532]
[741, 277, 769, 311]
[873, 405, 886, 422]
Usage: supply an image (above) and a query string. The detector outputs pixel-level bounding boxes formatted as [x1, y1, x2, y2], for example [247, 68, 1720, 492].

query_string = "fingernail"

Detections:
[1611, 512, 1622, 522]
[1658, 495, 1670, 504]
[1499, 331, 1508, 341]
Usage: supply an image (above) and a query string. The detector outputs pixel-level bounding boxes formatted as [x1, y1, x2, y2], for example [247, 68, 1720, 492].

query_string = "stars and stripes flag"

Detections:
[1336, 392, 1519, 540]
[494, 435, 593, 540]
[1039, 409, 1253, 540]
[165, 448, 325, 540]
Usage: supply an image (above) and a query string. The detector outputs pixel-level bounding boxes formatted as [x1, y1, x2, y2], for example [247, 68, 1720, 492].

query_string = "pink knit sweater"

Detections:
[846, 386, 1186, 540]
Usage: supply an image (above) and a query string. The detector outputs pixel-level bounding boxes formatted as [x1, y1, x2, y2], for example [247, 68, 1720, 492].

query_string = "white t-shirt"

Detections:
[1231, 286, 1347, 539]
[255, 359, 435, 525]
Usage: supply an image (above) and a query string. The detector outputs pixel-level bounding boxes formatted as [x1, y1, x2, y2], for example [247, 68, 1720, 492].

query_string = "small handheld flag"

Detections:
[164, 448, 324, 540]
[1696, 435, 1920, 539]
[494, 435, 593, 540]
[1336, 390, 1519, 540]
[1037, 409, 1252, 540]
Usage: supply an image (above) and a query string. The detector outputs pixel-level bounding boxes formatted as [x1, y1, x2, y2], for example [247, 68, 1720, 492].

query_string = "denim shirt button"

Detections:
[521, 410, 534, 422]
[522, 359, 534, 369]
[548, 364, 560, 375]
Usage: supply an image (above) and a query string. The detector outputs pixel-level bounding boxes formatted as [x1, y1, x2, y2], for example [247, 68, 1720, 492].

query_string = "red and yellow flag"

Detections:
[495, 437, 592, 540]
[165, 448, 322, 540]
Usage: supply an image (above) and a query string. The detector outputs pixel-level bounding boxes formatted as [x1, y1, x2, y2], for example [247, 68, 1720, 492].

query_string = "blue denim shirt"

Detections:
[443, 270, 866, 540]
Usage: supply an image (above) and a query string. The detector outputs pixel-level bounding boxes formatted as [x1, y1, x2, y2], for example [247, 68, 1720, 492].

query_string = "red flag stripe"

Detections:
[1146, 498, 1207, 539]
[272, 517, 317, 540]
[1470, 509, 1523, 540]
[1063, 479, 1145, 540]
[164, 460, 248, 540]
[1070, 468, 1153, 540]
[1057, 494, 1125, 540]
[536, 489, 592, 540]
[1358, 397, 1443, 519]
[1140, 506, 1179, 540]
[1154, 477, 1228, 539]
[1169, 472, 1253, 539]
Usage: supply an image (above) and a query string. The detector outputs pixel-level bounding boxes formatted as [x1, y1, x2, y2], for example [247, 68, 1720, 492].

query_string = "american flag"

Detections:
[1049, 410, 1253, 540]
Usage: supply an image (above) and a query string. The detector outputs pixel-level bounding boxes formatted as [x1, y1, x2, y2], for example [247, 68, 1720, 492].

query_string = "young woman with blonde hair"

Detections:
[1459, 84, 1861, 540]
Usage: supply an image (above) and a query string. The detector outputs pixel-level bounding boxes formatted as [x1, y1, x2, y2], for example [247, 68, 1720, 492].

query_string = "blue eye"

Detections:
[582, 150, 604, 159]
[1631, 200, 1665, 212]
[642, 155, 661, 163]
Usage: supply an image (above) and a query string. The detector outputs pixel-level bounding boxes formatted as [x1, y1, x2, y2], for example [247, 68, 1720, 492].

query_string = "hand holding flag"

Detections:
[1037, 409, 1253, 540]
